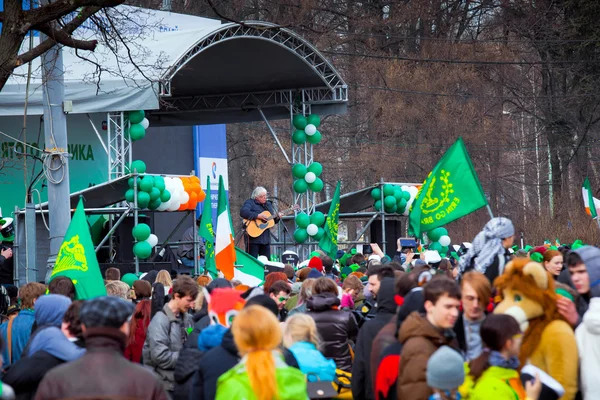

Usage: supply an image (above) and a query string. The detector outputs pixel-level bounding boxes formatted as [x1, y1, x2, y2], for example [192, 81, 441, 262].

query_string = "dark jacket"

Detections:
[307, 293, 359, 372]
[0, 245, 13, 285]
[240, 199, 279, 245]
[467, 249, 511, 284]
[187, 329, 299, 400]
[34, 328, 168, 400]
[2, 350, 64, 400]
[186, 315, 211, 349]
[352, 278, 396, 400]
[396, 312, 459, 400]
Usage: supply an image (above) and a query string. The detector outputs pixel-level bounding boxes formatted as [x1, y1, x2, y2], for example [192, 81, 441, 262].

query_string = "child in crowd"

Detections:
[426, 346, 465, 400]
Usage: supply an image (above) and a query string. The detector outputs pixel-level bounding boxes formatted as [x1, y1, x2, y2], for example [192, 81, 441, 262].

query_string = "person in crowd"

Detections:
[283, 264, 295, 283]
[455, 271, 491, 361]
[352, 277, 396, 400]
[342, 274, 365, 310]
[542, 250, 564, 279]
[0, 282, 45, 366]
[143, 275, 198, 394]
[104, 267, 121, 282]
[426, 346, 465, 400]
[263, 272, 289, 293]
[397, 276, 461, 400]
[464, 314, 541, 400]
[0, 335, 15, 400]
[47, 277, 75, 300]
[458, 217, 515, 283]
[156, 270, 173, 294]
[268, 280, 291, 322]
[322, 256, 341, 285]
[296, 267, 312, 283]
[558, 246, 597, 327]
[187, 278, 233, 346]
[196, 275, 212, 288]
[215, 305, 307, 400]
[575, 248, 600, 400]
[367, 264, 395, 300]
[283, 313, 336, 382]
[125, 297, 151, 363]
[105, 280, 130, 301]
[437, 259, 455, 279]
[179, 217, 205, 269]
[307, 277, 358, 372]
[288, 278, 316, 316]
[35, 296, 168, 400]
[240, 187, 282, 259]
[142, 270, 158, 285]
[132, 279, 152, 303]
[308, 256, 324, 274]
[285, 282, 302, 311]
[3, 300, 84, 399]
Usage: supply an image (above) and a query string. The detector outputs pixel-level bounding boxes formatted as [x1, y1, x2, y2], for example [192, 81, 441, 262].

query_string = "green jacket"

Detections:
[216, 352, 308, 400]
[462, 365, 526, 400]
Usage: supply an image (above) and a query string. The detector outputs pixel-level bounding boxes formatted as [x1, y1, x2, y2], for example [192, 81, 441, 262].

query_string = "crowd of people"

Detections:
[0, 216, 596, 400]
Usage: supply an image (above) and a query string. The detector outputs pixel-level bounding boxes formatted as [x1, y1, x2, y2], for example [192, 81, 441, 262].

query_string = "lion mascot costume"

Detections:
[494, 258, 578, 400]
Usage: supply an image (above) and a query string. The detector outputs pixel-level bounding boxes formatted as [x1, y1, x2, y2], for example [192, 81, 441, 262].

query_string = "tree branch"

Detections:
[36, 22, 98, 51]
[25, 0, 124, 29]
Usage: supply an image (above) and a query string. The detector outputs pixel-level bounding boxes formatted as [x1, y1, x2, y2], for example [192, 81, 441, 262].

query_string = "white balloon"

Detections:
[439, 235, 451, 247]
[304, 172, 316, 184]
[408, 186, 419, 196]
[157, 202, 169, 211]
[168, 201, 180, 212]
[400, 185, 410, 192]
[306, 223, 318, 236]
[175, 178, 185, 189]
[180, 191, 190, 204]
[140, 118, 150, 129]
[305, 124, 317, 136]
[145, 234, 158, 247]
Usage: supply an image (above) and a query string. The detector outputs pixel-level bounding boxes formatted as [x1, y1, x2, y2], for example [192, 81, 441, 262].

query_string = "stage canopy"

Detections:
[0, 6, 347, 125]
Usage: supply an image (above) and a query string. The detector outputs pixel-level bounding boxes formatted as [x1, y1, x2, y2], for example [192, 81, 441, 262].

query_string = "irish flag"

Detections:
[215, 175, 236, 279]
[583, 177, 600, 219]
[234, 247, 265, 287]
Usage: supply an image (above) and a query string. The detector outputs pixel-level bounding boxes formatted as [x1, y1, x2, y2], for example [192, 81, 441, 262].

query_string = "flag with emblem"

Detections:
[409, 137, 488, 237]
[319, 181, 341, 259]
[199, 176, 217, 278]
[49, 198, 107, 300]
[215, 175, 236, 279]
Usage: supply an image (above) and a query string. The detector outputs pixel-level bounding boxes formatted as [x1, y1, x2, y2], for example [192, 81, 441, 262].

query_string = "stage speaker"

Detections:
[370, 220, 403, 258]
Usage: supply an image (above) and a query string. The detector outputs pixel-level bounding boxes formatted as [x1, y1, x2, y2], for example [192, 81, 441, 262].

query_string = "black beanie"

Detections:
[244, 294, 279, 317]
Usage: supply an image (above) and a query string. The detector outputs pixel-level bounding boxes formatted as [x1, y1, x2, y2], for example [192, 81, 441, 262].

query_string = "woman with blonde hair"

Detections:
[216, 305, 307, 400]
[155, 270, 173, 293]
[288, 278, 316, 316]
[284, 314, 336, 382]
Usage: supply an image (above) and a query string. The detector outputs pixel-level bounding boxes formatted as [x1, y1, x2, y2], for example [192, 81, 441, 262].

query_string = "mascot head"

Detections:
[204, 287, 246, 327]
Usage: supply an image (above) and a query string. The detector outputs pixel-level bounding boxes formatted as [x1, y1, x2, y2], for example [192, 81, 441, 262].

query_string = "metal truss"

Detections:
[107, 112, 132, 182]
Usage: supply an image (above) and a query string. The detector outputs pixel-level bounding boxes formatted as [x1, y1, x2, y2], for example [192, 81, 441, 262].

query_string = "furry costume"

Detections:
[493, 258, 578, 400]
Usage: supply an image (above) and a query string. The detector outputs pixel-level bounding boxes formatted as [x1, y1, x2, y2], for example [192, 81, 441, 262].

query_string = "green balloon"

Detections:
[149, 187, 161, 201]
[306, 131, 321, 144]
[307, 114, 321, 127]
[397, 205, 406, 214]
[292, 130, 307, 145]
[374, 200, 382, 211]
[384, 204, 397, 214]
[440, 246, 449, 256]
[402, 191, 411, 201]
[314, 227, 325, 241]
[130, 160, 146, 174]
[383, 184, 396, 197]
[296, 213, 310, 229]
[292, 164, 307, 179]
[310, 211, 325, 226]
[429, 242, 443, 251]
[132, 223, 151, 241]
[128, 177, 141, 189]
[137, 191, 150, 209]
[308, 178, 323, 192]
[129, 124, 146, 141]
[307, 162, 323, 176]
[160, 189, 171, 202]
[148, 198, 162, 210]
[393, 189, 404, 201]
[371, 188, 382, 200]
[139, 176, 154, 193]
[293, 115, 308, 130]
[397, 198, 407, 210]
[293, 179, 308, 193]
[154, 176, 166, 192]
[129, 110, 145, 124]
[384, 195, 397, 209]
[427, 227, 448, 242]
[293, 228, 309, 243]
[125, 189, 135, 203]
[133, 241, 152, 259]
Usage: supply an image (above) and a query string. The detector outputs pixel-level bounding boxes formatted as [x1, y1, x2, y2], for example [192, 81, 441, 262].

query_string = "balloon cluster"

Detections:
[293, 212, 326, 243]
[128, 110, 150, 141]
[371, 184, 419, 215]
[132, 223, 158, 259]
[292, 114, 322, 145]
[426, 227, 452, 256]
[292, 162, 324, 193]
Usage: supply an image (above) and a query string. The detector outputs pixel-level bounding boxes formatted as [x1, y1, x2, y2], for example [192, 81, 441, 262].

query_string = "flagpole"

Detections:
[486, 205, 494, 219]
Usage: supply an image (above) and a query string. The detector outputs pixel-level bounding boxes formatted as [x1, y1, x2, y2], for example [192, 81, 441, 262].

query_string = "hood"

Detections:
[307, 293, 341, 312]
[583, 298, 600, 334]
[574, 246, 600, 297]
[27, 326, 85, 361]
[398, 312, 451, 346]
[376, 277, 396, 315]
[221, 328, 239, 357]
[197, 324, 227, 351]
[35, 294, 72, 327]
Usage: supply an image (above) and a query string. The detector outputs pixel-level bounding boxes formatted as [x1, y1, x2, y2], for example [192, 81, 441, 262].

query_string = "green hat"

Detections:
[0, 218, 14, 242]
[339, 252, 353, 268]
[556, 288, 574, 302]
[121, 273, 137, 288]
[524, 245, 533, 252]
[530, 252, 543, 263]
[341, 266, 353, 279]
[572, 240, 585, 250]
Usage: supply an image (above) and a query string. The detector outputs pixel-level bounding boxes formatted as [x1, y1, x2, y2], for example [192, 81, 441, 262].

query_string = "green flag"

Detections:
[409, 137, 487, 237]
[50, 198, 107, 300]
[319, 181, 341, 259]
[198, 176, 217, 277]
[234, 247, 265, 287]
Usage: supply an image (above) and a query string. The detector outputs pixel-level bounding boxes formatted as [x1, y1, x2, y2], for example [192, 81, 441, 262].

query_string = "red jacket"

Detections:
[124, 318, 150, 363]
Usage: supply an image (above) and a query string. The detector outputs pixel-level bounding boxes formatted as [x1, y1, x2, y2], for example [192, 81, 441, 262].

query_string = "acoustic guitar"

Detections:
[244, 205, 300, 238]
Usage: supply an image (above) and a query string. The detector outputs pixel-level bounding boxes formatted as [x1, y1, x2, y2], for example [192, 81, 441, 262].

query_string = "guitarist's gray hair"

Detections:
[251, 186, 267, 199]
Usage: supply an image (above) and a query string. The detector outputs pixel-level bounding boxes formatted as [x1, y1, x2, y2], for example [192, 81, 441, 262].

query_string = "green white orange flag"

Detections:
[234, 247, 265, 286]
[198, 176, 217, 277]
[582, 177, 599, 219]
[215, 175, 236, 279]
[50, 198, 107, 300]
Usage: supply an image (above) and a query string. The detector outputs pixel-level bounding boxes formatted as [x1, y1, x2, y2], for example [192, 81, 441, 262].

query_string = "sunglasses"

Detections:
[278, 296, 289, 302]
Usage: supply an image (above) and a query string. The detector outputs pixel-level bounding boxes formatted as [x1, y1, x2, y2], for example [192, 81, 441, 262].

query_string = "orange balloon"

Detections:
[188, 200, 198, 210]
[197, 189, 206, 203]
[189, 192, 198, 204]
[191, 176, 200, 184]
[178, 202, 188, 211]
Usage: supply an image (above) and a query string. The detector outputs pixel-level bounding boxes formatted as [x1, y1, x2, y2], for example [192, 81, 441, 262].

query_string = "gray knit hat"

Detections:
[426, 346, 465, 391]
[574, 246, 600, 297]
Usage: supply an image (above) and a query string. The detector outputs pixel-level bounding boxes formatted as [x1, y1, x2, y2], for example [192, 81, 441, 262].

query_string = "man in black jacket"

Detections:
[240, 187, 282, 259]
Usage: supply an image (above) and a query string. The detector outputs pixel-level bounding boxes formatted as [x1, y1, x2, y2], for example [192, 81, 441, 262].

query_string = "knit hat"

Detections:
[574, 246, 600, 297]
[245, 294, 279, 317]
[307, 268, 323, 279]
[426, 346, 465, 390]
[80, 296, 135, 329]
[121, 273, 137, 288]
[308, 256, 324, 273]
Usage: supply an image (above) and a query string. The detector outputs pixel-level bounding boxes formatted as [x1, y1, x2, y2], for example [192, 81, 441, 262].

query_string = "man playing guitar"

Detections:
[240, 187, 283, 259]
